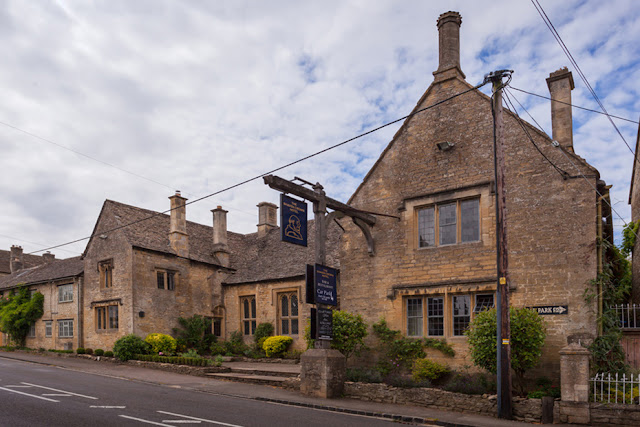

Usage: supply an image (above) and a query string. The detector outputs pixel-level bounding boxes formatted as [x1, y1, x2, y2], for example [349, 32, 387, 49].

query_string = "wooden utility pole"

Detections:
[489, 69, 513, 419]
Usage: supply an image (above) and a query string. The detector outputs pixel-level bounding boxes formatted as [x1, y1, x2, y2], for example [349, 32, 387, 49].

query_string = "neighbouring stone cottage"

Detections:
[0, 250, 83, 350]
[338, 11, 612, 376]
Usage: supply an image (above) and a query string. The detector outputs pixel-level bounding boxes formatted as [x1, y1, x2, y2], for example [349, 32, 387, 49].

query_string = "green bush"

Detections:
[113, 334, 151, 361]
[373, 319, 425, 375]
[95, 349, 104, 356]
[466, 307, 545, 395]
[253, 323, 274, 353]
[210, 341, 225, 356]
[346, 367, 383, 383]
[85, 348, 93, 355]
[213, 355, 224, 367]
[442, 372, 496, 395]
[104, 351, 114, 357]
[172, 315, 214, 354]
[412, 358, 450, 382]
[332, 311, 368, 361]
[263, 336, 293, 358]
[223, 331, 248, 355]
[76, 347, 86, 355]
[180, 348, 200, 358]
[145, 333, 177, 355]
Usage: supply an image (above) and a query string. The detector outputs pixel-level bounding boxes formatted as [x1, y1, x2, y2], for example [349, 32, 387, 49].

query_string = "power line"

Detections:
[0, 119, 177, 191]
[529, 0, 639, 166]
[26, 82, 488, 255]
[0, 233, 81, 255]
[501, 88, 569, 177]
[505, 87, 636, 239]
[509, 87, 639, 125]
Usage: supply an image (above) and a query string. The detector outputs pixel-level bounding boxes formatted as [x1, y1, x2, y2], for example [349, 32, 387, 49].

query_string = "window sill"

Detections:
[58, 300, 74, 304]
[417, 240, 483, 250]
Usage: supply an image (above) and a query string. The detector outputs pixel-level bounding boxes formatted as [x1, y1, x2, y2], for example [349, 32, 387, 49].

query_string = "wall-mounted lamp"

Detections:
[437, 141, 455, 151]
[139, 311, 145, 318]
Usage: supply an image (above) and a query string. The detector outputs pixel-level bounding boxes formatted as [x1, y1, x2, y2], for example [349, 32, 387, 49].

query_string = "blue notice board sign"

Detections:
[315, 264, 337, 306]
[280, 194, 307, 246]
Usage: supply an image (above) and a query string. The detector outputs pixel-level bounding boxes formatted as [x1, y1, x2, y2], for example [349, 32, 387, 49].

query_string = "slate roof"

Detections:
[0, 250, 47, 275]
[0, 256, 84, 290]
[102, 200, 229, 267]
[98, 200, 341, 285]
[224, 220, 342, 285]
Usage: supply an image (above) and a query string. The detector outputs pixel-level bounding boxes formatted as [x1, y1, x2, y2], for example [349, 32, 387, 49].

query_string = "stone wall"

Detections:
[590, 403, 640, 426]
[23, 277, 82, 350]
[222, 278, 309, 351]
[340, 74, 599, 376]
[343, 382, 543, 423]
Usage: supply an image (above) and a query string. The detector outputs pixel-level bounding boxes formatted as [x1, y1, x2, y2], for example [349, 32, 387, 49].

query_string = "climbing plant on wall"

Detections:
[0, 286, 44, 347]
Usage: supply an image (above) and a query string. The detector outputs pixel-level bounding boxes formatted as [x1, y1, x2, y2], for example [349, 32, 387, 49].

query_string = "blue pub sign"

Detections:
[314, 264, 337, 306]
[280, 194, 307, 246]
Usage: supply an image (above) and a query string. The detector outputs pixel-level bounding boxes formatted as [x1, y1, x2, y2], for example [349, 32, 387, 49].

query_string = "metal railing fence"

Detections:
[591, 373, 640, 404]
[613, 304, 640, 329]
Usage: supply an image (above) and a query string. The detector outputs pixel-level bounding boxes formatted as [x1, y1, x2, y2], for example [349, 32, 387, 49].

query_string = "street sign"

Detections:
[280, 194, 307, 246]
[317, 307, 333, 340]
[528, 305, 568, 315]
[314, 264, 337, 306]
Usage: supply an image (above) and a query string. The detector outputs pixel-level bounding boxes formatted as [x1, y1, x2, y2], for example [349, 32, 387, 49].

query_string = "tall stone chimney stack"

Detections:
[169, 191, 189, 257]
[212, 206, 229, 267]
[546, 67, 575, 153]
[10, 245, 24, 273]
[257, 202, 278, 237]
[434, 11, 466, 82]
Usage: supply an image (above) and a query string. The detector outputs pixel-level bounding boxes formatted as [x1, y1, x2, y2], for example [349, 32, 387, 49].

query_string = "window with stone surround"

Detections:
[45, 321, 52, 337]
[156, 269, 176, 290]
[96, 305, 119, 331]
[58, 319, 74, 338]
[417, 198, 479, 247]
[404, 292, 493, 338]
[28, 323, 36, 338]
[58, 283, 73, 303]
[241, 296, 257, 335]
[99, 259, 113, 289]
[278, 291, 299, 335]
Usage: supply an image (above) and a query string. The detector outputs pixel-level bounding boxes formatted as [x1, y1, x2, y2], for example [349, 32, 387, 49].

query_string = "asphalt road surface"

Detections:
[0, 357, 403, 427]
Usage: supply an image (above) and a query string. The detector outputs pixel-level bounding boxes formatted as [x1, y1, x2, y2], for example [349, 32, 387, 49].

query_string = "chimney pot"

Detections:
[43, 251, 55, 263]
[257, 202, 278, 237]
[434, 11, 465, 81]
[10, 245, 24, 274]
[547, 67, 575, 153]
[169, 192, 189, 257]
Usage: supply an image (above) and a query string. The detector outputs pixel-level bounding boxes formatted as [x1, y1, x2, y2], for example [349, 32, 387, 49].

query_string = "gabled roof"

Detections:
[0, 250, 47, 275]
[0, 256, 83, 290]
[349, 75, 599, 204]
[88, 200, 231, 267]
[224, 219, 341, 285]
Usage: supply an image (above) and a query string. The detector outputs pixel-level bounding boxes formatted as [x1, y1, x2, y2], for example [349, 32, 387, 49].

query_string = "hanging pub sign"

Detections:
[280, 194, 307, 246]
[527, 305, 568, 315]
[316, 307, 333, 340]
[315, 264, 337, 306]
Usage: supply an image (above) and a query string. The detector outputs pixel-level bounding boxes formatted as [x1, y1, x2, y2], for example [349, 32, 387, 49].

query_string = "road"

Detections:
[0, 357, 402, 427]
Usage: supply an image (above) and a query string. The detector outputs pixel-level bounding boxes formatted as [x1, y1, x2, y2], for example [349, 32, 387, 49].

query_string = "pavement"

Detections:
[0, 350, 540, 427]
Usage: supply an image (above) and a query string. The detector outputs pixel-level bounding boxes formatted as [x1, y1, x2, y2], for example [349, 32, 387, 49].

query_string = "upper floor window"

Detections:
[156, 270, 176, 290]
[418, 198, 479, 247]
[58, 284, 73, 303]
[99, 260, 113, 289]
[241, 296, 257, 335]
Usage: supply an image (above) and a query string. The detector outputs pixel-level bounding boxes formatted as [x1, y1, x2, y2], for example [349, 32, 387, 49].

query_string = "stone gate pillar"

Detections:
[558, 343, 590, 424]
[299, 349, 345, 398]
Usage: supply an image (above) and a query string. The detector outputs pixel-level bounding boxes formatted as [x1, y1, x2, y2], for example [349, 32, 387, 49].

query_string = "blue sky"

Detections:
[0, 0, 638, 256]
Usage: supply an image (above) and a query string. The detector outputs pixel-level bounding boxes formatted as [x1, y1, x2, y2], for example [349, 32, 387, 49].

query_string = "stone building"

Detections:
[339, 11, 611, 375]
[0, 254, 83, 349]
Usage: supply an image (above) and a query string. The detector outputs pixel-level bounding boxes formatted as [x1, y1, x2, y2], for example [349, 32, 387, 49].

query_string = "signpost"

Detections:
[528, 305, 568, 315]
[316, 308, 333, 340]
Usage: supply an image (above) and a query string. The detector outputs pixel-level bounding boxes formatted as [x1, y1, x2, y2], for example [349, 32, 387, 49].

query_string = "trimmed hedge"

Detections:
[94, 349, 104, 356]
[263, 336, 293, 358]
[134, 354, 213, 367]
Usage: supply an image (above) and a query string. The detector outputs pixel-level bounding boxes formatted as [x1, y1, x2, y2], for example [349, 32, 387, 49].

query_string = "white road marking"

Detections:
[42, 393, 72, 397]
[90, 405, 126, 409]
[119, 415, 174, 426]
[162, 421, 201, 424]
[157, 411, 243, 427]
[0, 386, 59, 402]
[21, 382, 98, 399]
[4, 385, 32, 388]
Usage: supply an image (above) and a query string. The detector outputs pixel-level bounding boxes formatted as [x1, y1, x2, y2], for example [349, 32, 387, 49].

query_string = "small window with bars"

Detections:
[474, 294, 495, 313]
[156, 270, 176, 290]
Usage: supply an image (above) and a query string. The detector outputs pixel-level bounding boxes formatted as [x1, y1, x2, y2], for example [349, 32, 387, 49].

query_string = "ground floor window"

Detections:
[241, 296, 256, 335]
[28, 323, 36, 338]
[58, 319, 74, 338]
[278, 292, 299, 335]
[45, 321, 52, 337]
[213, 317, 222, 337]
[405, 292, 494, 338]
[96, 306, 119, 331]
